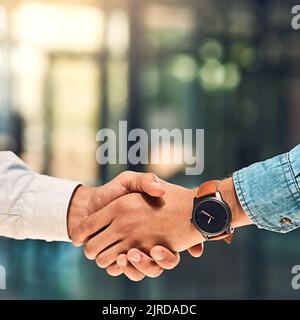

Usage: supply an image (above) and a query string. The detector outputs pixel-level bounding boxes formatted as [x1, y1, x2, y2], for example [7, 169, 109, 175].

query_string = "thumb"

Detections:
[187, 243, 204, 258]
[139, 172, 166, 197]
[91, 171, 165, 212]
[117, 171, 166, 197]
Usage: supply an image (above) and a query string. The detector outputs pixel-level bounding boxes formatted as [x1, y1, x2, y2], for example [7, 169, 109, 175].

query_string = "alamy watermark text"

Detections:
[96, 121, 204, 175]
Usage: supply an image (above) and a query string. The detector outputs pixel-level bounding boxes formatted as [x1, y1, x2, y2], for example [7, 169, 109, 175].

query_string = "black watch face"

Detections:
[193, 198, 231, 235]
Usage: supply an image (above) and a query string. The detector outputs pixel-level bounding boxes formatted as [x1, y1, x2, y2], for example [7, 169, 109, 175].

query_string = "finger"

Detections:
[127, 249, 163, 278]
[84, 228, 121, 260]
[116, 254, 145, 282]
[187, 243, 204, 258]
[91, 172, 165, 212]
[119, 172, 166, 197]
[150, 246, 180, 270]
[71, 203, 116, 247]
[96, 242, 128, 269]
[106, 263, 123, 277]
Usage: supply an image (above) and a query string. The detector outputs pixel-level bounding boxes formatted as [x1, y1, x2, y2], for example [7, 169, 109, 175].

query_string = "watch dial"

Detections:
[194, 200, 229, 234]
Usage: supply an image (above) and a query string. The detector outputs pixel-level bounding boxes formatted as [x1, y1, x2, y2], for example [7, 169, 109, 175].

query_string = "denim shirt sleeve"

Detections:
[233, 144, 300, 233]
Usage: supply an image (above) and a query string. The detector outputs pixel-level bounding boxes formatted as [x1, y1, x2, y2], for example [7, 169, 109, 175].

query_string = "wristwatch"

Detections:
[191, 180, 234, 244]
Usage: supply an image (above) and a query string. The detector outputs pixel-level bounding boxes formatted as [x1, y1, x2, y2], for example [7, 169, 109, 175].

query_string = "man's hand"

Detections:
[106, 244, 204, 281]
[72, 180, 205, 268]
[68, 171, 204, 281]
[67, 171, 166, 239]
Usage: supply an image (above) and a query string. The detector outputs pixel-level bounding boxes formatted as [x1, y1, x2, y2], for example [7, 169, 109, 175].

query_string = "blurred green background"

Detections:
[0, 0, 300, 299]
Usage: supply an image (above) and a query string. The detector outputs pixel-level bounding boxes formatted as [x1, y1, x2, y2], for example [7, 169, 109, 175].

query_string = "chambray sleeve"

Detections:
[233, 144, 300, 233]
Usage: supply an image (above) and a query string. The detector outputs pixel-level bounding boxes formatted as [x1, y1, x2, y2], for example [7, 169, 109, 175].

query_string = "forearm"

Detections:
[0, 151, 80, 241]
[192, 146, 300, 238]
[232, 145, 300, 233]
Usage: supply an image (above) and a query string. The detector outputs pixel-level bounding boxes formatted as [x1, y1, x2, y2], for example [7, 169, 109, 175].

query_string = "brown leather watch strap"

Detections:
[196, 180, 234, 244]
[209, 233, 234, 244]
[197, 180, 219, 198]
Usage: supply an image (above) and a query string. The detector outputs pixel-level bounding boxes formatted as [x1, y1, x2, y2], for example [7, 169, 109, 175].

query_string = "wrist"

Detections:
[218, 177, 253, 229]
[67, 186, 93, 240]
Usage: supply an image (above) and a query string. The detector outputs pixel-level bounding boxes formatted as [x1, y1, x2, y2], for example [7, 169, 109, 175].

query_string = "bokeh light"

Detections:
[199, 39, 223, 61]
[199, 60, 225, 91]
[171, 54, 198, 82]
[223, 63, 241, 90]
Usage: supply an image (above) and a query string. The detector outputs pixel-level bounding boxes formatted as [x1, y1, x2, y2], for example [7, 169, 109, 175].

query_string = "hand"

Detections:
[68, 171, 204, 281]
[72, 180, 205, 268]
[106, 244, 204, 281]
[67, 171, 166, 239]
[109, 176, 251, 281]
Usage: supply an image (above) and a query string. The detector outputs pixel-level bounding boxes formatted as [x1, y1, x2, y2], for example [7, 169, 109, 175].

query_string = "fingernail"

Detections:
[153, 250, 164, 261]
[129, 252, 141, 263]
[117, 257, 127, 267]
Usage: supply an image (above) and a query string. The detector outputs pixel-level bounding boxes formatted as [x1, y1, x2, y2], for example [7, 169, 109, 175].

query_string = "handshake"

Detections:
[67, 171, 207, 281]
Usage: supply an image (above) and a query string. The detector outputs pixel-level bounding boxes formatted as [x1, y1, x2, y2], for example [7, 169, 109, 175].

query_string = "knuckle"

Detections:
[146, 172, 159, 183]
[121, 170, 132, 177]
[146, 172, 156, 179]
[118, 220, 135, 234]
[132, 198, 142, 210]
[118, 170, 132, 181]
[84, 218, 95, 232]
[115, 197, 128, 211]
[126, 194, 142, 211]
[116, 195, 140, 213]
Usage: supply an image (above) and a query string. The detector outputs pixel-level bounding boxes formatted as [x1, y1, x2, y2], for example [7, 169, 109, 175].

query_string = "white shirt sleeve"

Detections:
[0, 151, 81, 242]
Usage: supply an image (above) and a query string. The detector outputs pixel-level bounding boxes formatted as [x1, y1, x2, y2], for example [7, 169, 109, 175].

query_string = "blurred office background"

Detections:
[0, 0, 300, 299]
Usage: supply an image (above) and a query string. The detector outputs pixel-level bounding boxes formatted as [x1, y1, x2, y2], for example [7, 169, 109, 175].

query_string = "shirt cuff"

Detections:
[24, 174, 81, 242]
[233, 147, 300, 233]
